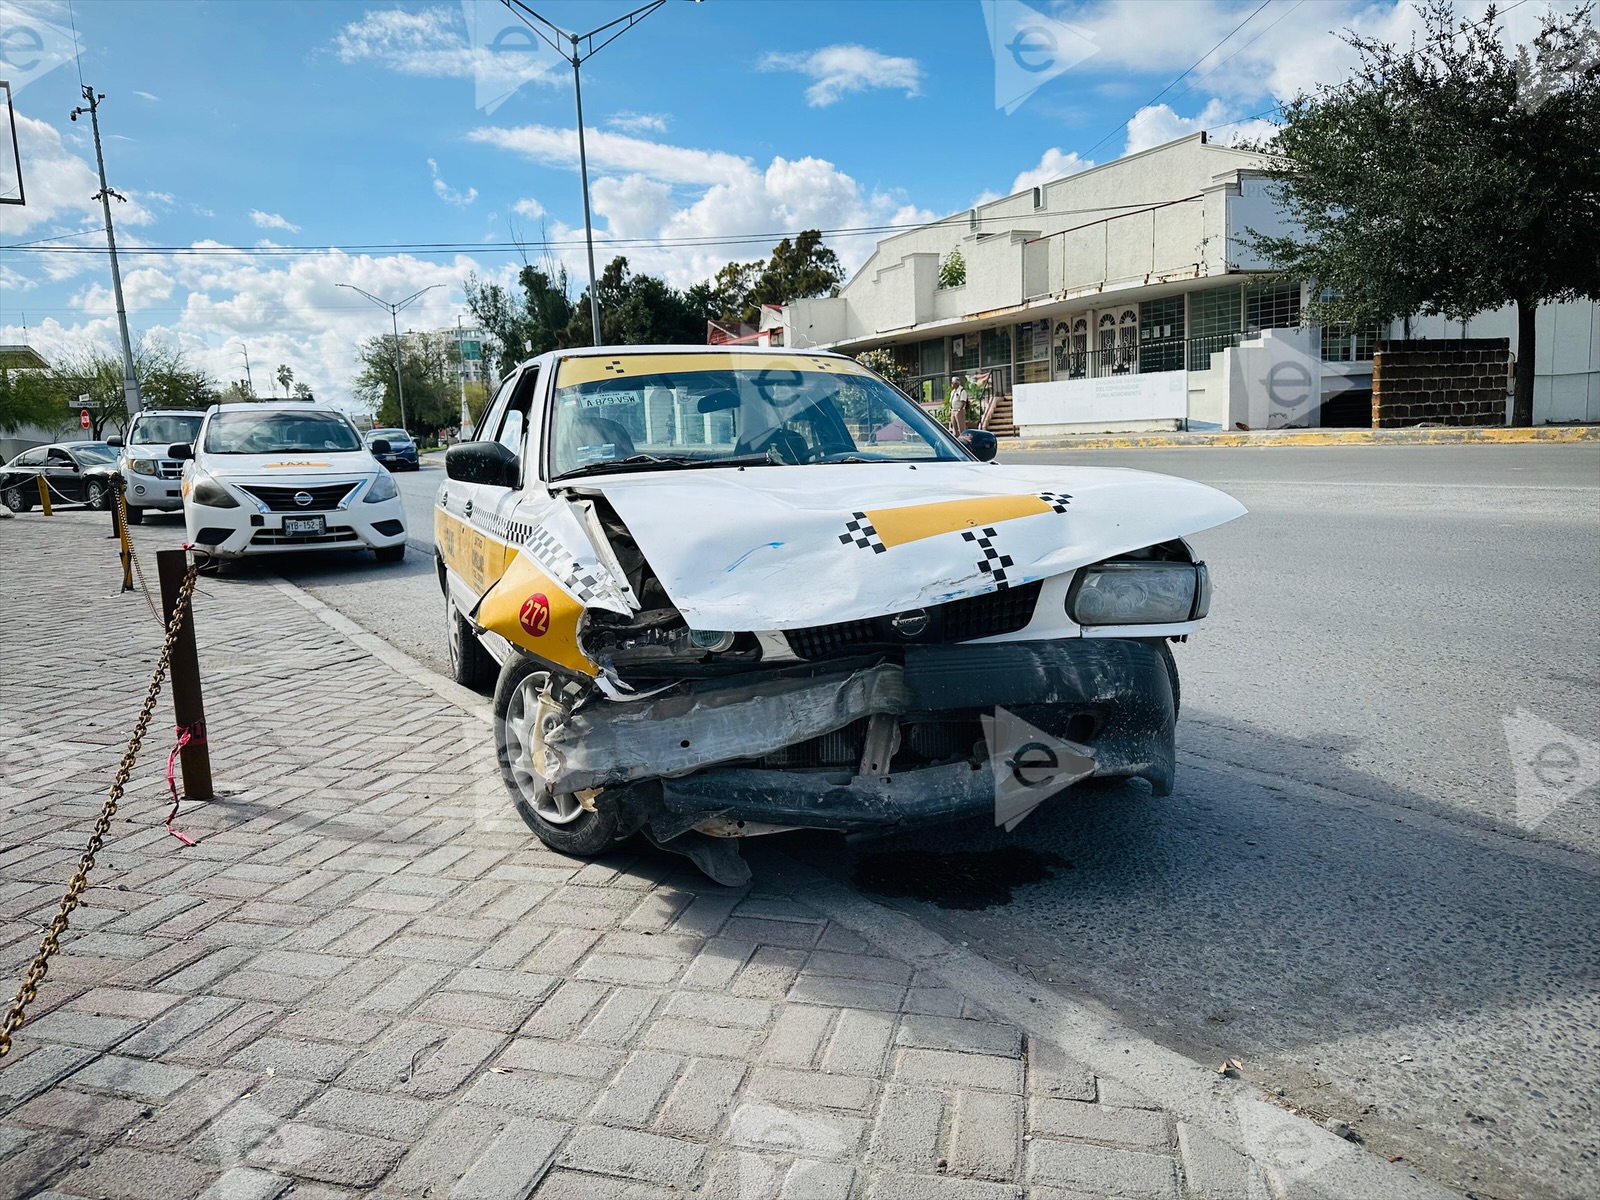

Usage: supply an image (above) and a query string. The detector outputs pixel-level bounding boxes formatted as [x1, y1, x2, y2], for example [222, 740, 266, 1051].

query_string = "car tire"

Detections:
[374, 543, 407, 563]
[124, 504, 144, 525]
[1156, 640, 1180, 718]
[494, 655, 618, 857]
[2, 485, 32, 513]
[447, 596, 497, 693]
[85, 479, 108, 511]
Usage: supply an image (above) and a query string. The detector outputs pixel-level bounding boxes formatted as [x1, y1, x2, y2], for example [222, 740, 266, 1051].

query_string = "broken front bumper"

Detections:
[542, 638, 1176, 834]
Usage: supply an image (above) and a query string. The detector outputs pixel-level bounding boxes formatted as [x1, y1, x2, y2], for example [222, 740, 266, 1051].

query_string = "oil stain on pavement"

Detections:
[853, 846, 1071, 909]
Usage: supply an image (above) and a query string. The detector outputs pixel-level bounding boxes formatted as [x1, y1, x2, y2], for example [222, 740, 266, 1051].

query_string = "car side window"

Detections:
[13, 448, 44, 467]
[47, 449, 73, 466]
[494, 367, 541, 460]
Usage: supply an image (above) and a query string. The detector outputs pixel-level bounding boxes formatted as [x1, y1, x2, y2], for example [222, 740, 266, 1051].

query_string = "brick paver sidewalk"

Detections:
[0, 513, 1448, 1199]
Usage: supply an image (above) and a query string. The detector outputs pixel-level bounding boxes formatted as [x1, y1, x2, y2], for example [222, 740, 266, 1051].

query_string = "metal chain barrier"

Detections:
[112, 481, 163, 625]
[0, 559, 200, 1060]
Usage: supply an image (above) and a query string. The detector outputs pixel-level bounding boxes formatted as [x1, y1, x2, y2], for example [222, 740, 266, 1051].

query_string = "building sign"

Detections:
[1013, 370, 1187, 430]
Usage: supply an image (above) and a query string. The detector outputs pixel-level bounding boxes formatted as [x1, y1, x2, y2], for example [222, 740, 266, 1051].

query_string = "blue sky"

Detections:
[0, 0, 1561, 410]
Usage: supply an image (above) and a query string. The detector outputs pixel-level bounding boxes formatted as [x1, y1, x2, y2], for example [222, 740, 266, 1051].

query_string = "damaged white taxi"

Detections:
[437, 346, 1244, 883]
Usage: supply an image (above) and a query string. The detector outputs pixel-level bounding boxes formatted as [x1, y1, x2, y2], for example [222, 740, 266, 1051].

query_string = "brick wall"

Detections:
[1370, 338, 1510, 428]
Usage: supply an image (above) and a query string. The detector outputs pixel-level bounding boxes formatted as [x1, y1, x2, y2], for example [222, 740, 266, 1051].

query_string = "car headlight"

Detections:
[128, 457, 159, 476]
[189, 470, 239, 509]
[364, 471, 399, 503]
[1067, 561, 1208, 625]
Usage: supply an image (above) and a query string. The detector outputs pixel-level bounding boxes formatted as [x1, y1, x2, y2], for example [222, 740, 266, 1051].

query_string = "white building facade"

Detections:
[777, 134, 1600, 435]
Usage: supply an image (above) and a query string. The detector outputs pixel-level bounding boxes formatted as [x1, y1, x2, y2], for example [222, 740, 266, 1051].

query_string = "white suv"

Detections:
[108, 409, 206, 523]
[176, 402, 408, 561]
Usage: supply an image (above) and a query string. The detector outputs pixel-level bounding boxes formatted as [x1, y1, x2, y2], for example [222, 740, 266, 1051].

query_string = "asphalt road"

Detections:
[214, 443, 1597, 1198]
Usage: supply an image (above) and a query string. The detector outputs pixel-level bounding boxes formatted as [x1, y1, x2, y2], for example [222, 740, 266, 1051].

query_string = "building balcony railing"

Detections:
[1186, 331, 1246, 371]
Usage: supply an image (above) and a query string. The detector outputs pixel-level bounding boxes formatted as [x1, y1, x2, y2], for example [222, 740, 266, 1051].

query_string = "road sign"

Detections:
[78, 393, 101, 410]
[80, 409, 91, 430]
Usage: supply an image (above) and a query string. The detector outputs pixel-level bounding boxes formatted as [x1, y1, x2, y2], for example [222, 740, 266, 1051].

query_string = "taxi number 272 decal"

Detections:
[519, 592, 551, 637]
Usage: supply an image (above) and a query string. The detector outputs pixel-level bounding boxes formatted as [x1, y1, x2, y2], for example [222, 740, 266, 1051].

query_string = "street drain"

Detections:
[853, 846, 1071, 910]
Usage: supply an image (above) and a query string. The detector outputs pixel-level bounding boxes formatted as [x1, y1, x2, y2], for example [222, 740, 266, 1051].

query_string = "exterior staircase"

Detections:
[983, 392, 1018, 437]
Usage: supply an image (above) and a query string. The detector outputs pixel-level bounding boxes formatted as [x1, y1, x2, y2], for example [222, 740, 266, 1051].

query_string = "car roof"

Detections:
[207, 402, 347, 416]
[132, 409, 207, 417]
[507, 343, 852, 376]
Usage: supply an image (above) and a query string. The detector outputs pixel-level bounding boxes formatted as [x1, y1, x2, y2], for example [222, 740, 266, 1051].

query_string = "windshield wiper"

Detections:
[558, 453, 702, 479]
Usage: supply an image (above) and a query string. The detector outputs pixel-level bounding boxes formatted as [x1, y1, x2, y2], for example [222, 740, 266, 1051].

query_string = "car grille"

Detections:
[157, 461, 182, 479]
[783, 580, 1043, 660]
[238, 483, 358, 512]
[251, 527, 360, 546]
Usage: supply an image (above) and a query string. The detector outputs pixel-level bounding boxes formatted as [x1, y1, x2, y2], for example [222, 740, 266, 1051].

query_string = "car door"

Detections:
[438, 363, 544, 619]
[44, 448, 83, 502]
[2, 447, 44, 495]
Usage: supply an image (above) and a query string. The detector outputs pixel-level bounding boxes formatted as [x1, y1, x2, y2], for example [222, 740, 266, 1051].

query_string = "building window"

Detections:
[1053, 316, 1088, 379]
[910, 338, 947, 405]
[1139, 295, 1185, 373]
[1246, 282, 1301, 332]
[950, 333, 980, 374]
[1015, 320, 1050, 385]
[1188, 284, 1244, 372]
[1321, 323, 1381, 362]
[979, 327, 1013, 395]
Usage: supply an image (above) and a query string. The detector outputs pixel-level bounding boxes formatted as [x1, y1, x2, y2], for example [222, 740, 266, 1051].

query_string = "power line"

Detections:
[1080, 0, 1274, 161]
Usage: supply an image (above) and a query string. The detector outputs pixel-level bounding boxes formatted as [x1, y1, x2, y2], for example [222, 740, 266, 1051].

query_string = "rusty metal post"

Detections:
[111, 476, 133, 591]
[35, 475, 51, 516]
[155, 548, 213, 801]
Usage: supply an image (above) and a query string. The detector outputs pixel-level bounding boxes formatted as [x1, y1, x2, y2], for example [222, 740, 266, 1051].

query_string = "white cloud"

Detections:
[427, 158, 478, 206]
[74, 267, 175, 312]
[331, 5, 558, 87]
[468, 124, 751, 187]
[511, 198, 545, 219]
[1011, 148, 1094, 195]
[133, 90, 160, 101]
[761, 44, 922, 107]
[250, 210, 301, 233]
[607, 111, 669, 135]
[589, 175, 674, 241]
[1122, 97, 1277, 155]
[0, 114, 155, 235]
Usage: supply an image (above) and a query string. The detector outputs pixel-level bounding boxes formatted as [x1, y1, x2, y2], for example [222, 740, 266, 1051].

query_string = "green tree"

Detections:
[938, 249, 966, 289]
[26, 338, 217, 438]
[0, 366, 69, 437]
[465, 264, 575, 375]
[1247, 1, 1600, 426]
[352, 331, 461, 436]
[563, 257, 706, 348]
[276, 364, 294, 397]
[747, 229, 844, 314]
[220, 380, 256, 404]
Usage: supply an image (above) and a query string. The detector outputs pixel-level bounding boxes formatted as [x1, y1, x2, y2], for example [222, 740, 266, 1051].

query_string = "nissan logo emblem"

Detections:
[890, 609, 930, 639]
[293, 491, 313, 507]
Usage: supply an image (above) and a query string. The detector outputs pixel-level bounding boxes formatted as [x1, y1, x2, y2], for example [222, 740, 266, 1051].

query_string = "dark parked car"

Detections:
[0, 441, 120, 512]
[365, 427, 419, 470]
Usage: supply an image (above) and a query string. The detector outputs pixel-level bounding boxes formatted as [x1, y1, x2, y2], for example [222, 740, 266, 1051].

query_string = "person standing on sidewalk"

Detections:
[949, 375, 970, 436]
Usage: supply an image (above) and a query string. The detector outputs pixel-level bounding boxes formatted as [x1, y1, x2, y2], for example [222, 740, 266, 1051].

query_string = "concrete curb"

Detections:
[1005, 424, 1600, 451]
[270, 574, 1457, 1199]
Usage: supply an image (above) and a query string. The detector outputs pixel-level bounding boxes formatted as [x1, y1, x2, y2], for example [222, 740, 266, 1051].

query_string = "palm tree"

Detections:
[276, 364, 294, 397]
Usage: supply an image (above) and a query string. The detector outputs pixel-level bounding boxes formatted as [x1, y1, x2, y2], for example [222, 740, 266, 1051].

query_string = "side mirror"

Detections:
[169, 443, 194, 461]
[106, 435, 123, 448]
[445, 440, 519, 487]
[371, 439, 391, 455]
[958, 429, 998, 462]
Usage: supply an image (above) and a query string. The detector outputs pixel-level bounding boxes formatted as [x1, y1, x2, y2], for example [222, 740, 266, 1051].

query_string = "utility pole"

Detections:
[338, 283, 440, 434]
[457, 316, 471, 439]
[234, 342, 254, 394]
[503, 0, 679, 347]
[70, 86, 140, 417]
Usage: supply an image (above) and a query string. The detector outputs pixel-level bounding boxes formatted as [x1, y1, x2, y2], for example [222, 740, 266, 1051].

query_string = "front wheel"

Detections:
[446, 596, 497, 693]
[494, 655, 618, 856]
[123, 503, 144, 525]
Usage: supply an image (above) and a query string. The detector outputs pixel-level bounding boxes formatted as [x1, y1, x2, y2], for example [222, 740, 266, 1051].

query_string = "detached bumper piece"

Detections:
[543, 639, 1176, 840]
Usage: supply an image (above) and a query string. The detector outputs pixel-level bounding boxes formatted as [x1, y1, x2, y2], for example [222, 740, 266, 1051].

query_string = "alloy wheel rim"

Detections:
[505, 672, 583, 824]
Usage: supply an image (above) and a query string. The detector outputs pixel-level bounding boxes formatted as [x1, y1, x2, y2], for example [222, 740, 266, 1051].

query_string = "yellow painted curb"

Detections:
[1005, 426, 1600, 451]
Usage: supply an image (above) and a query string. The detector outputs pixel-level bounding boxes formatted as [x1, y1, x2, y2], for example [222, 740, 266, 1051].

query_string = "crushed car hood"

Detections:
[573, 462, 1246, 629]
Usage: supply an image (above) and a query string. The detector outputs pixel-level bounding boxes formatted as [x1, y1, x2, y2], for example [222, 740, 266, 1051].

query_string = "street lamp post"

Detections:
[338, 283, 441, 433]
[503, 0, 675, 346]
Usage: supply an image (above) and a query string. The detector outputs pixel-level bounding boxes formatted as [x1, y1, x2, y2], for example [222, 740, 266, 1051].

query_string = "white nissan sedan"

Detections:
[175, 403, 408, 562]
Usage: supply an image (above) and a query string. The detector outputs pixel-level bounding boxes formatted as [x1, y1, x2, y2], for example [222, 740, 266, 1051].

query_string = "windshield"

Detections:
[72, 444, 118, 465]
[130, 414, 203, 446]
[548, 353, 964, 479]
[203, 410, 362, 454]
[368, 428, 410, 441]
